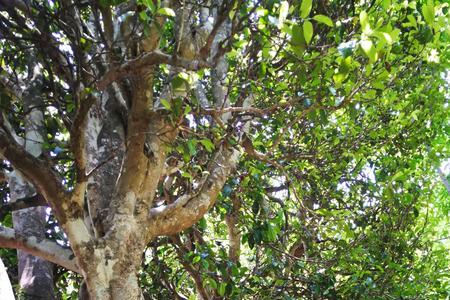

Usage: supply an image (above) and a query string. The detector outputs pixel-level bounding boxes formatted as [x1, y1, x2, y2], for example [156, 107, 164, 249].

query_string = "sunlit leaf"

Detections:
[156, 7, 175, 17]
[422, 1, 435, 25]
[300, 0, 312, 19]
[278, 1, 289, 29]
[303, 20, 313, 44]
[313, 14, 333, 27]
[360, 39, 377, 62]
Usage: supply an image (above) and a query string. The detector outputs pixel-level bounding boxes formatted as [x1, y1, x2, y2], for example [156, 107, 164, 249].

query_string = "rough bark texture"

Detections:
[0, 2, 243, 299]
[225, 195, 242, 264]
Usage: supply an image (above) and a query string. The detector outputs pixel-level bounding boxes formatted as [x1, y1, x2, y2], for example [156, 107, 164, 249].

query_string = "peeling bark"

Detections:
[85, 92, 126, 237]
[148, 146, 240, 237]
[0, 226, 79, 273]
[0, 2, 246, 299]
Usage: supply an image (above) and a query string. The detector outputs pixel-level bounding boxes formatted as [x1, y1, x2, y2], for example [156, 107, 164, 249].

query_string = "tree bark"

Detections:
[9, 70, 56, 299]
[0, 3, 242, 300]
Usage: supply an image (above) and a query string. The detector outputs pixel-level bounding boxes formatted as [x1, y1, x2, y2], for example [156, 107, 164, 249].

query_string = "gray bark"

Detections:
[10, 71, 55, 299]
[0, 2, 245, 299]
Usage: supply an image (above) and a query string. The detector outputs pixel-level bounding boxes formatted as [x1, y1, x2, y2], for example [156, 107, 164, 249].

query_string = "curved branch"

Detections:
[0, 225, 80, 273]
[148, 146, 240, 237]
[97, 50, 210, 90]
[0, 123, 69, 223]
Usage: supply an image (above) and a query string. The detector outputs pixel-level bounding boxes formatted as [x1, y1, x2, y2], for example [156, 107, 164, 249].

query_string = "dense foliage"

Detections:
[0, 0, 449, 299]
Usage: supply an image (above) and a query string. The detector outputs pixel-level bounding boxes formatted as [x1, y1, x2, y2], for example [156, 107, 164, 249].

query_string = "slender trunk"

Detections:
[10, 71, 55, 299]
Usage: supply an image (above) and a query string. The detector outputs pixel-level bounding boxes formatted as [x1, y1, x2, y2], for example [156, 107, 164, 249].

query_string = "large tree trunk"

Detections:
[10, 71, 55, 299]
[0, 3, 241, 300]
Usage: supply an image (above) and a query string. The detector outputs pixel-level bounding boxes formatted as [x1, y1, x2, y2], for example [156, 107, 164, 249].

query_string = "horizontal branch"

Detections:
[97, 50, 210, 90]
[148, 146, 240, 237]
[0, 225, 80, 273]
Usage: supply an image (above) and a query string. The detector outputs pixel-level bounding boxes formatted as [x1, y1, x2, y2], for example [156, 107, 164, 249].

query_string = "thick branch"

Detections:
[0, 226, 80, 273]
[0, 124, 69, 223]
[148, 146, 240, 237]
[97, 50, 209, 90]
[71, 94, 97, 182]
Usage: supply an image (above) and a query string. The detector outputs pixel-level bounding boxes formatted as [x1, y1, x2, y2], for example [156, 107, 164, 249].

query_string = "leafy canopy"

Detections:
[0, 0, 449, 299]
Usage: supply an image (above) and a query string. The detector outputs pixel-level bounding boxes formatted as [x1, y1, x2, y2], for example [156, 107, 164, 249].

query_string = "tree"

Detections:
[0, 0, 449, 299]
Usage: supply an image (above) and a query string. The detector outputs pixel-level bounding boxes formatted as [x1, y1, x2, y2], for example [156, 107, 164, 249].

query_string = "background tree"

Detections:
[0, 0, 449, 299]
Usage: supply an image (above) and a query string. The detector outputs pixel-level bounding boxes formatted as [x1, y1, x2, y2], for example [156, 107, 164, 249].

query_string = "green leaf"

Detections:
[142, 0, 156, 12]
[218, 282, 227, 297]
[192, 255, 201, 264]
[157, 7, 175, 17]
[139, 11, 148, 21]
[160, 99, 171, 110]
[300, 0, 312, 19]
[333, 73, 346, 87]
[374, 31, 393, 45]
[198, 217, 207, 230]
[187, 139, 197, 156]
[392, 171, 405, 182]
[360, 11, 370, 32]
[360, 39, 377, 63]
[201, 259, 209, 269]
[278, 1, 289, 29]
[313, 14, 333, 27]
[407, 14, 418, 28]
[422, 1, 435, 25]
[204, 278, 217, 289]
[180, 171, 193, 180]
[199, 139, 215, 153]
[291, 24, 306, 56]
[390, 28, 401, 43]
[303, 21, 313, 44]
[184, 105, 192, 115]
